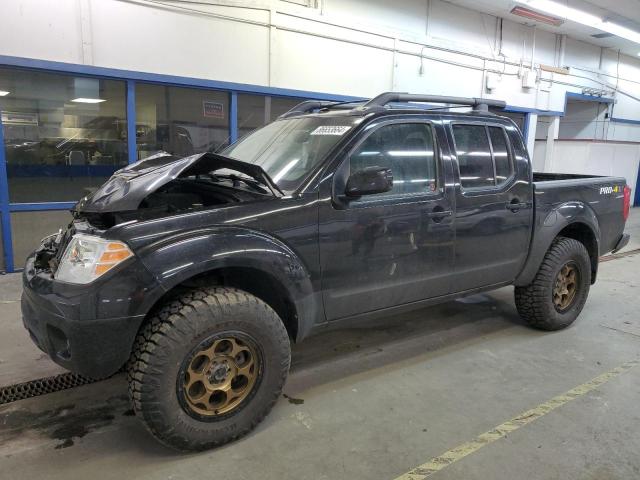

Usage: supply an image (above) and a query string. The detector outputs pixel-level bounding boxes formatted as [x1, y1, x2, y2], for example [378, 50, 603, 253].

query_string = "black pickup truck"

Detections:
[22, 93, 631, 451]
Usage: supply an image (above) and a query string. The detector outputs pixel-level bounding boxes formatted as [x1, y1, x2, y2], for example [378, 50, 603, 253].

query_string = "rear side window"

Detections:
[349, 123, 437, 197]
[452, 124, 513, 190]
[489, 127, 511, 185]
[452, 125, 494, 189]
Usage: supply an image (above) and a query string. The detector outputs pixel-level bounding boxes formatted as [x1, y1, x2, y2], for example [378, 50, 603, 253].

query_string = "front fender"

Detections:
[136, 227, 318, 340]
[514, 201, 600, 287]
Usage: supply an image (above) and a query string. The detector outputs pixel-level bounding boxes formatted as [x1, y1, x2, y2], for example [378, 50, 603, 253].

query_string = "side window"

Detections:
[452, 124, 494, 189]
[488, 127, 512, 185]
[452, 124, 513, 190]
[349, 123, 437, 197]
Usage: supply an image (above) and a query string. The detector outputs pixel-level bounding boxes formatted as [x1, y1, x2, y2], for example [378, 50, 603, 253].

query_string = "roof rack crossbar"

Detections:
[361, 92, 506, 112]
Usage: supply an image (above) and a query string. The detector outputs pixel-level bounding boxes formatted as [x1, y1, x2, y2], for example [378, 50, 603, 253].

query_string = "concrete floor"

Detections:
[0, 210, 639, 479]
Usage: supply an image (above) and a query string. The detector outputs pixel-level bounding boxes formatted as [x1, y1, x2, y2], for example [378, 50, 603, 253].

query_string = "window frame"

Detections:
[450, 121, 515, 194]
[0, 68, 130, 203]
[334, 118, 443, 207]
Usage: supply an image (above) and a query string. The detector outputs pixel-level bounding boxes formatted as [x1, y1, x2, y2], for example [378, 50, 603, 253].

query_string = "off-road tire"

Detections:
[515, 237, 591, 331]
[127, 287, 290, 451]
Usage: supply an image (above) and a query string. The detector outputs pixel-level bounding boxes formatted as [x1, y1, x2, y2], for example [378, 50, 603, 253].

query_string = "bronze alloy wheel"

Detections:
[553, 261, 580, 312]
[180, 335, 262, 418]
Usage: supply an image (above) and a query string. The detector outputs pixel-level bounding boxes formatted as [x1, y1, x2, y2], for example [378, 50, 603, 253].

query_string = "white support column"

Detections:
[78, 0, 94, 65]
[525, 113, 537, 158]
[544, 116, 560, 172]
[268, 1, 277, 87]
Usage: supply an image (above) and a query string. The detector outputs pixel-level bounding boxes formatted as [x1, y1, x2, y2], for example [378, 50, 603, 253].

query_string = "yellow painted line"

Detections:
[395, 359, 640, 480]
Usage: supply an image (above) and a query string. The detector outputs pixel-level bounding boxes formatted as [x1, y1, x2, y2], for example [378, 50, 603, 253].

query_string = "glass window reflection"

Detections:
[0, 68, 128, 202]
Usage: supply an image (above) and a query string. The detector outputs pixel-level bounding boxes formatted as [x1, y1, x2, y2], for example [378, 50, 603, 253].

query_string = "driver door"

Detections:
[318, 119, 455, 321]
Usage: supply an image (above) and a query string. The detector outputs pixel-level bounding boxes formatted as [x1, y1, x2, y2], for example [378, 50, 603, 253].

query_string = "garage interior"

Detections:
[1, 0, 640, 478]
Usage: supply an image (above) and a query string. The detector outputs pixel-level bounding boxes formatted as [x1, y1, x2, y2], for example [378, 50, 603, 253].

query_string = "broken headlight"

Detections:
[55, 234, 133, 284]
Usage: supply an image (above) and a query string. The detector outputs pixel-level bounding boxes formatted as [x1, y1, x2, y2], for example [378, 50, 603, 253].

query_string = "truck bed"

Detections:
[533, 172, 605, 182]
[532, 172, 627, 255]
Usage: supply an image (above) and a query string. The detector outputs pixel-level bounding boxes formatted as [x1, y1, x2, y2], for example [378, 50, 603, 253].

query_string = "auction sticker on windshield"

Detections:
[310, 126, 352, 135]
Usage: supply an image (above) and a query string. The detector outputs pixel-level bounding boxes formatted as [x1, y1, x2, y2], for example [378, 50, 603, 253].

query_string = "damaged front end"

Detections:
[73, 151, 282, 229]
[32, 152, 282, 274]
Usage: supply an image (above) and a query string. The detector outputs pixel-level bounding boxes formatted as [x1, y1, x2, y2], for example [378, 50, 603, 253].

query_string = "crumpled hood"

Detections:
[74, 151, 281, 213]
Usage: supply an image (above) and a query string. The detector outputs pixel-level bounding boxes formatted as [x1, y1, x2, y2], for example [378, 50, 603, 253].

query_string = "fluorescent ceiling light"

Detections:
[71, 97, 106, 103]
[0, 91, 9, 96]
[517, 0, 640, 46]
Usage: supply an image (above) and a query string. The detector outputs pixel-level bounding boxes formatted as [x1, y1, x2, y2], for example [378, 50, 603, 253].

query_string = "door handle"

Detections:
[425, 208, 453, 222]
[506, 200, 529, 212]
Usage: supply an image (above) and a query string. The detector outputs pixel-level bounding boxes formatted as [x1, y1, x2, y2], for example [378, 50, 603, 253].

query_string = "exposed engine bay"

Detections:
[78, 176, 265, 229]
[71, 152, 280, 230]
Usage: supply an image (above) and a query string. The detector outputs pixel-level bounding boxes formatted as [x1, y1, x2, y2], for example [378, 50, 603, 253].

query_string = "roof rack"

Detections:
[359, 92, 506, 112]
[279, 100, 367, 118]
[279, 93, 507, 119]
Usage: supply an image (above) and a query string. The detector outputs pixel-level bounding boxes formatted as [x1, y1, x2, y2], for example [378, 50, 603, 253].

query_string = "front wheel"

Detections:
[515, 237, 591, 331]
[127, 287, 291, 451]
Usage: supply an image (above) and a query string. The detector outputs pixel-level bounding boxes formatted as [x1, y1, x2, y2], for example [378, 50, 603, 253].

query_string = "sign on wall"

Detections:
[1, 111, 39, 125]
[203, 101, 224, 119]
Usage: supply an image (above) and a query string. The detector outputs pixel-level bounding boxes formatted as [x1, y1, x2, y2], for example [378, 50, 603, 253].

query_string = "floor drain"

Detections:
[0, 372, 98, 406]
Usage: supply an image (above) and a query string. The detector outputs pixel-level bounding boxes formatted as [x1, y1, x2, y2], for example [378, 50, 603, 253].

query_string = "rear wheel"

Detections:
[128, 287, 290, 451]
[515, 237, 591, 331]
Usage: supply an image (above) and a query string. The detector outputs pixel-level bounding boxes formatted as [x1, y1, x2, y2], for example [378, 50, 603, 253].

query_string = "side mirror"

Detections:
[345, 166, 393, 197]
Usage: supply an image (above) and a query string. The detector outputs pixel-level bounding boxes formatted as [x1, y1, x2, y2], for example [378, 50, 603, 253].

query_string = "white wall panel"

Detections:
[545, 141, 640, 193]
[564, 38, 601, 71]
[273, 29, 392, 96]
[599, 50, 640, 121]
[559, 101, 608, 140]
[395, 53, 482, 97]
[89, 1, 270, 85]
[532, 29, 557, 67]
[532, 140, 546, 171]
[325, 0, 427, 39]
[0, 0, 82, 63]
[0, 0, 639, 132]
[608, 123, 640, 143]
[427, 1, 495, 57]
[500, 19, 532, 62]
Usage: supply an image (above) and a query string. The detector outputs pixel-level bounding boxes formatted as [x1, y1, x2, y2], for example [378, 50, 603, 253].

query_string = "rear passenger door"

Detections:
[319, 119, 455, 320]
[447, 121, 532, 290]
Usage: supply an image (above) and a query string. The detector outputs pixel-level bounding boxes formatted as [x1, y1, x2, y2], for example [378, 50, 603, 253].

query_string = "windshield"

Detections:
[221, 116, 360, 192]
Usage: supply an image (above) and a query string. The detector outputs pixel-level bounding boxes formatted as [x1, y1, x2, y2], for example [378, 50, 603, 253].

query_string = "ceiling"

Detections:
[446, 0, 640, 58]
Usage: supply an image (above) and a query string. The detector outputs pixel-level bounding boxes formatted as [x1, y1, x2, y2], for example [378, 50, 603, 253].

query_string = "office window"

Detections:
[136, 84, 230, 160]
[237, 94, 306, 139]
[237, 94, 267, 138]
[489, 127, 512, 185]
[0, 68, 127, 202]
[452, 124, 494, 189]
[270, 97, 305, 119]
[350, 123, 437, 197]
[11, 211, 72, 265]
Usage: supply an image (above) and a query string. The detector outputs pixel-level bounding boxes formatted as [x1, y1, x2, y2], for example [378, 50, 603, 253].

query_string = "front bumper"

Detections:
[21, 251, 160, 379]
